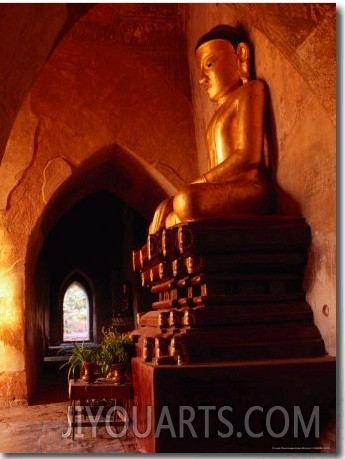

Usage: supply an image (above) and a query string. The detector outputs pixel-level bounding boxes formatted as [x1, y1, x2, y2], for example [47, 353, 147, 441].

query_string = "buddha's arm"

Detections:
[148, 196, 174, 234]
[197, 80, 266, 183]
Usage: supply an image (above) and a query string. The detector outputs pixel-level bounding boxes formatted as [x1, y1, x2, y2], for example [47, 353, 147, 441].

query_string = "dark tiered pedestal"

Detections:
[131, 217, 336, 453]
[132, 356, 335, 453]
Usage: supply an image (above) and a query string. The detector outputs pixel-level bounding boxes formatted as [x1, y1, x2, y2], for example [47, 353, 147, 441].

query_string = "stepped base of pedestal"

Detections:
[131, 356, 336, 453]
[132, 217, 325, 365]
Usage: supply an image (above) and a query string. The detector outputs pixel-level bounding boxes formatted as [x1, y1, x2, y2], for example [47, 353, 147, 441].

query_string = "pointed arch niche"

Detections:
[40, 189, 149, 348]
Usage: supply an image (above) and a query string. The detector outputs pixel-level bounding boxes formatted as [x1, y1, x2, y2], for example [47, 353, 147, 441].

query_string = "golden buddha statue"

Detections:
[149, 25, 275, 235]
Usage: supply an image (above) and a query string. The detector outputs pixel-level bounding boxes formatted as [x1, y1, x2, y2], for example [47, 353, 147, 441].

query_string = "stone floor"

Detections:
[0, 364, 140, 455]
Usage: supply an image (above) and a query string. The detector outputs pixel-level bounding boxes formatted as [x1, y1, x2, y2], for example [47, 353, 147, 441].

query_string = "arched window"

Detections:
[63, 281, 90, 342]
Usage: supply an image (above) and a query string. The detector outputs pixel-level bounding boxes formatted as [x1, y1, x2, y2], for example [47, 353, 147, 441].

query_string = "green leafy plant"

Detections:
[59, 343, 102, 380]
[100, 331, 135, 374]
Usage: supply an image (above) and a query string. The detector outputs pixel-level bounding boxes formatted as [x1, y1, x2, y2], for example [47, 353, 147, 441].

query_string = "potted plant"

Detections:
[60, 343, 102, 383]
[100, 331, 135, 383]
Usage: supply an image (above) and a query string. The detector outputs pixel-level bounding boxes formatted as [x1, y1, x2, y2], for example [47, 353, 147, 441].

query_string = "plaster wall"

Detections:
[0, 4, 198, 403]
[187, 3, 336, 355]
[0, 4, 92, 165]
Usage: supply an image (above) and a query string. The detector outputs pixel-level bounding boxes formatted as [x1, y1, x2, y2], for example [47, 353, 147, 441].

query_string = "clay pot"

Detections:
[106, 363, 127, 384]
[80, 362, 102, 384]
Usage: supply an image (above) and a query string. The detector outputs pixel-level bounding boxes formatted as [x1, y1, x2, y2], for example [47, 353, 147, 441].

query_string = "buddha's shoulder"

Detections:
[219, 80, 266, 110]
[240, 80, 266, 100]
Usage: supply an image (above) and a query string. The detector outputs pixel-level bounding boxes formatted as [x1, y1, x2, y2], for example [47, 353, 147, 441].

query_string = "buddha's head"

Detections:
[195, 25, 251, 103]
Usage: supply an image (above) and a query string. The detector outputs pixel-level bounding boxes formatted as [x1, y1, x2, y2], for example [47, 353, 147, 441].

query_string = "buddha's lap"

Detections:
[174, 179, 273, 219]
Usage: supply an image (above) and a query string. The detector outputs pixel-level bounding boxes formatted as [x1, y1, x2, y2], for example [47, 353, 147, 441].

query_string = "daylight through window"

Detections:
[63, 281, 90, 342]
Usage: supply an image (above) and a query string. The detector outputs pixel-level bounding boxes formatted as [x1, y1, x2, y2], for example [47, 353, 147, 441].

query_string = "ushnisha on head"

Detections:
[195, 24, 248, 52]
[195, 25, 251, 103]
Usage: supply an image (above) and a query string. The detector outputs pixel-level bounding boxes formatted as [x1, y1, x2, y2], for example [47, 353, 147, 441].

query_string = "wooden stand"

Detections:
[68, 379, 133, 440]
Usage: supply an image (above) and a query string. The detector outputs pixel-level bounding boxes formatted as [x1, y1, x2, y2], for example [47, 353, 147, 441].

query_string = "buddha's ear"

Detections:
[236, 42, 250, 84]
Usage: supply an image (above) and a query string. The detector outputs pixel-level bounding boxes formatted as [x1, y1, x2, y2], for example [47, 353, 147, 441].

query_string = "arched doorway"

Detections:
[40, 190, 149, 348]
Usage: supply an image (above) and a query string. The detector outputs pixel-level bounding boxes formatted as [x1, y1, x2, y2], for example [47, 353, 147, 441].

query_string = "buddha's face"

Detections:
[196, 39, 241, 103]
